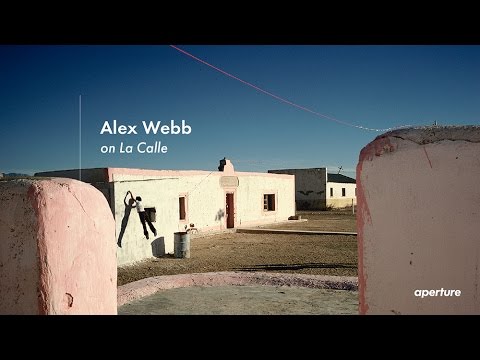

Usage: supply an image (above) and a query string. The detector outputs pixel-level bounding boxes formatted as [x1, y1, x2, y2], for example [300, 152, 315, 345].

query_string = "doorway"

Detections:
[226, 193, 234, 228]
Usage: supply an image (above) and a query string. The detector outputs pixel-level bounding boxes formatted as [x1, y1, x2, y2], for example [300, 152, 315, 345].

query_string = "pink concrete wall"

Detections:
[357, 126, 480, 314]
[0, 178, 116, 314]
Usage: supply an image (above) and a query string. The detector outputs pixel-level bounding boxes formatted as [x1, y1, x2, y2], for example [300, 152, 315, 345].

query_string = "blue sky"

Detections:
[1, 45, 479, 177]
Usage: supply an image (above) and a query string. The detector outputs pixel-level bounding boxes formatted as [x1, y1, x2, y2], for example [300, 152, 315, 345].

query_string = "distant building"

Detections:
[267, 167, 356, 210]
[36, 160, 295, 266]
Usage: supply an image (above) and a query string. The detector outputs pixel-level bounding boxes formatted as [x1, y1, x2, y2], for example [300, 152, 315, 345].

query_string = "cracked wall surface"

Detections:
[357, 126, 480, 314]
[0, 178, 117, 314]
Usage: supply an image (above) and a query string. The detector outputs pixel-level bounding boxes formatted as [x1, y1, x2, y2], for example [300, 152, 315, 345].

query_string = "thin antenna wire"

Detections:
[187, 171, 215, 194]
[79, 95, 83, 243]
[79, 95, 82, 182]
[170, 45, 412, 133]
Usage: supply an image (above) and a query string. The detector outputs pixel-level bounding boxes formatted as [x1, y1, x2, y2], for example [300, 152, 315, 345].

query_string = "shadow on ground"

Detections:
[233, 262, 356, 271]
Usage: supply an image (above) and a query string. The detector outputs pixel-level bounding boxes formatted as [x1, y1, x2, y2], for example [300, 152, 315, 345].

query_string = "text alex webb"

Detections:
[99, 119, 192, 154]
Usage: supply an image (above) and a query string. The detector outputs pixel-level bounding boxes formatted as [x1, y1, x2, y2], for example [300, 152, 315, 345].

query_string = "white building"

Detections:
[36, 160, 295, 266]
[267, 167, 356, 210]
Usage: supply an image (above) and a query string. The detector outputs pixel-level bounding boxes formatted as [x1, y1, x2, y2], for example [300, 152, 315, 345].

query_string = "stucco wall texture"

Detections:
[357, 126, 480, 315]
[0, 178, 117, 314]
[112, 166, 295, 266]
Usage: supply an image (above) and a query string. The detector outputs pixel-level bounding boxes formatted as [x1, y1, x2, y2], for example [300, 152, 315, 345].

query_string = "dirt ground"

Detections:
[262, 210, 357, 232]
[117, 210, 358, 286]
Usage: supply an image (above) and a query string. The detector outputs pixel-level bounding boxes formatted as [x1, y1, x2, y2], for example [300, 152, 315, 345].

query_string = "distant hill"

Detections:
[1, 172, 32, 178]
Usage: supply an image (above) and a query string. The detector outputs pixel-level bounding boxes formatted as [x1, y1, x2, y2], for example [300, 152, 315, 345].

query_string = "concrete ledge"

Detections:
[236, 228, 357, 236]
[118, 271, 358, 306]
[187, 220, 309, 239]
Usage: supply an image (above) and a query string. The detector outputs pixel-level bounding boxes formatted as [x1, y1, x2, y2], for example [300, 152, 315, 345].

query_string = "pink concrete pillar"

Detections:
[357, 126, 480, 314]
[0, 178, 116, 314]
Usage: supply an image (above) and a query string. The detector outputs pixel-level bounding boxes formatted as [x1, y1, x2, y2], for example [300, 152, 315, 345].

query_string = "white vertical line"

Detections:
[79, 95, 82, 182]
[79, 94, 83, 242]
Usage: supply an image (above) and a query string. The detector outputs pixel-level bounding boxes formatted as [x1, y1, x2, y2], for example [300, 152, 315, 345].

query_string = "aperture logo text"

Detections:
[414, 288, 461, 298]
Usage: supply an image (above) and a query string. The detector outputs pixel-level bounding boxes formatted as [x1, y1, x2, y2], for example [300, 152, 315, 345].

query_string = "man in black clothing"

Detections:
[128, 191, 157, 239]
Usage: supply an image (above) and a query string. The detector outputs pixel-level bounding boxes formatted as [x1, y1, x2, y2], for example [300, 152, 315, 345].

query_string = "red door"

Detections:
[226, 193, 234, 228]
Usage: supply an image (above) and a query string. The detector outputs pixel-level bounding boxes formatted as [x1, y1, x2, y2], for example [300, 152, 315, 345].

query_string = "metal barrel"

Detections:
[174, 232, 190, 258]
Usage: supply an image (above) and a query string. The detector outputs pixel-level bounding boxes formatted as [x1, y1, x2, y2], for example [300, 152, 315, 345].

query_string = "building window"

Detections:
[342, 188, 346, 197]
[263, 194, 275, 211]
[330, 188, 333, 197]
[355, 187, 357, 196]
[179, 196, 186, 220]
[145, 207, 156, 222]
